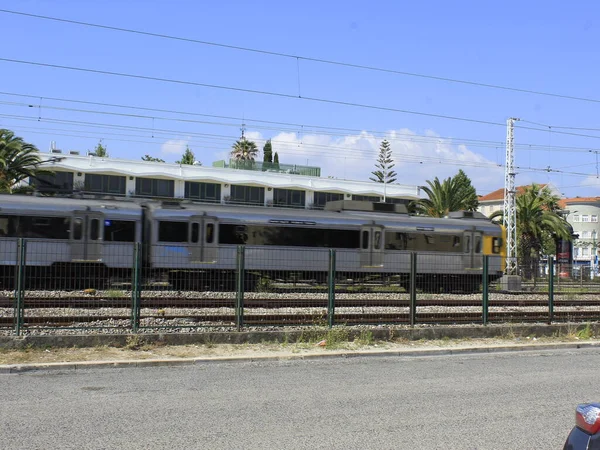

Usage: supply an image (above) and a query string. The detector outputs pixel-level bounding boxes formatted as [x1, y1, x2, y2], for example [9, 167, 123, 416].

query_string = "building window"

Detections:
[313, 192, 344, 209]
[583, 248, 591, 257]
[582, 231, 591, 239]
[84, 174, 126, 195]
[30, 171, 74, 194]
[273, 188, 306, 208]
[229, 185, 265, 205]
[573, 215, 580, 222]
[385, 197, 409, 205]
[352, 195, 381, 202]
[593, 215, 598, 223]
[594, 231, 598, 240]
[184, 182, 221, 202]
[582, 215, 590, 222]
[574, 247, 580, 258]
[135, 178, 174, 198]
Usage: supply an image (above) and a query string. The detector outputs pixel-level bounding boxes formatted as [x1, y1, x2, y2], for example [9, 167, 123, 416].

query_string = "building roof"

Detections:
[558, 197, 600, 209]
[41, 154, 421, 199]
[478, 184, 547, 202]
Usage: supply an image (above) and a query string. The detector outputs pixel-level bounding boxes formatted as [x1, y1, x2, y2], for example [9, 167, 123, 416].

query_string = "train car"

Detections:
[144, 199, 506, 292]
[0, 194, 505, 292]
[0, 194, 143, 288]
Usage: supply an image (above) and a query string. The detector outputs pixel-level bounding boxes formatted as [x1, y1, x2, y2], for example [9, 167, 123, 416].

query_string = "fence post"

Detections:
[235, 245, 245, 331]
[131, 242, 141, 332]
[409, 252, 417, 326]
[482, 255, 489, 325]
[548, 256, 554, 324]
[327, 249, 336, 328]
[14, 238, 26, 336]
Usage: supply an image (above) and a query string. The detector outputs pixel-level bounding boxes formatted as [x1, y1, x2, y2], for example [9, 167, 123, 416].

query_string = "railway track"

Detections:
[3, 296, 600, 308]
[2, 310, 600, 328]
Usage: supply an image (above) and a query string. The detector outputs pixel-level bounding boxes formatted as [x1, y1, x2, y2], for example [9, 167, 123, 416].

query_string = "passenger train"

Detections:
[0, 194, 506, 292]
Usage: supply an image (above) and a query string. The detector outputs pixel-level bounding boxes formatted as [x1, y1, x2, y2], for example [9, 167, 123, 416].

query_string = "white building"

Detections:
[559, 197, 600, 267]
[28, 152, 420, 209]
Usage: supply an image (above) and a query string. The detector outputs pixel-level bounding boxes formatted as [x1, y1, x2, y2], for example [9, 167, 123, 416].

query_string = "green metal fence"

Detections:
[3, 240, 600, 336]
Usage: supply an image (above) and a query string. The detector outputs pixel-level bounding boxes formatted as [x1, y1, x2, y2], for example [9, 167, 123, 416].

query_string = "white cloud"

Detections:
[579, 176, 600, 191]
[161, 139, 189, 155]
[228, 128, 505, 194]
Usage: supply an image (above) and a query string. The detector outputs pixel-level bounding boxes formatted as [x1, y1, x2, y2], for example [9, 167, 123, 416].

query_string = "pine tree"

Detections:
[263, 140, 273, 162]
[369, 140, 396, 184]
[93, 141, 108, 158]
[453, 169, 478, 211]
[176, 145, 198, 165]
[262, 139, 273, 170]
[273, 151, 280, 171]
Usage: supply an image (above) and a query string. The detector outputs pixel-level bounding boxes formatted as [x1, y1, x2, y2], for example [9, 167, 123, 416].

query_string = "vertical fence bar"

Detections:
[409, 252, 417, 326]
[327, 249, 336, 328]
[14, 238, 26, 336]
[482, 255, 489, 325]
[548, 256, 554, 324]
[235, 245, 245, 331]
[131, 242, 141, 332]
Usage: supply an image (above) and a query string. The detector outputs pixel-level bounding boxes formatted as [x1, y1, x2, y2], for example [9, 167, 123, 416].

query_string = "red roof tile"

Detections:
[478, 184, 547, 202]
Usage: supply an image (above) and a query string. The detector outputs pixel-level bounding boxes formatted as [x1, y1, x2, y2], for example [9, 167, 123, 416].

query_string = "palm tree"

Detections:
[415, 173, 478, 217]
[0, 129, 47, 193]
[230, 138, 258, 169]
[490, 183, 571, 279]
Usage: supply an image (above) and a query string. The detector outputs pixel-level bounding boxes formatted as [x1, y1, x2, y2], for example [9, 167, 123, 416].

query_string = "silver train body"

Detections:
[0, 195, 505, 291]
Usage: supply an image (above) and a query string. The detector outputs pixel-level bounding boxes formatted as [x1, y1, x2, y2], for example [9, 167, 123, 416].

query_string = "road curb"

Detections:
[2, 341, 599, 374]
[2, 323, 599, 350]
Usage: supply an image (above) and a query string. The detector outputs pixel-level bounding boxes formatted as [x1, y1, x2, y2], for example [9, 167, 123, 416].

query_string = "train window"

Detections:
[0, 215, 70, 239]
[373, 231, 382, 250]
[385, 232, 407, 250]
[0, 217, 8, 237]
[206, 223, 214, 243]
[453, 236, 461, 247]
[425, 235, 435, 245]
[73, 218, 83, 240]
[158, 221, 188, 243]
[191, 223, 199, 243]
[104, 220, 136, 242]
[218, 223, 360, 248]
[474, 235, 482, 254]
[492, 237, 503, 254]
[90, 219, 100, 241]
[33, 218, 50, 227]
[361, 230, 369, 249]
[464, 235, 471, 253]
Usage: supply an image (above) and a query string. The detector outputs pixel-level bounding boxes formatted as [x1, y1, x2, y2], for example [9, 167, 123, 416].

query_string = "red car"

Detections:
[564, 403, 600, 449]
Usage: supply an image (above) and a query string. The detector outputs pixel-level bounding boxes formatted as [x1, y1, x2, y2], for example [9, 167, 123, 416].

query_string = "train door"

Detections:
[360, 225, 384, 267]
[189, 216, 218, 263]
[462, 230, 483, 269]
[71, 211, 104, 261]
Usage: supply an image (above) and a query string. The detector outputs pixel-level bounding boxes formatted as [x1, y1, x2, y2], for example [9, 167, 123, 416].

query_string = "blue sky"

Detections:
[2, 0, 600, 197]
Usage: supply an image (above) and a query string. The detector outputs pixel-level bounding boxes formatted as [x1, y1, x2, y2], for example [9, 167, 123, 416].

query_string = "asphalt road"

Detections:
[1, 348, 598, 449]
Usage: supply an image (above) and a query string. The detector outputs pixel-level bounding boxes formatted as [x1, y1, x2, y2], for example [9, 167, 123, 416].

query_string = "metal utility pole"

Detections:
[503, 117, 520, 275]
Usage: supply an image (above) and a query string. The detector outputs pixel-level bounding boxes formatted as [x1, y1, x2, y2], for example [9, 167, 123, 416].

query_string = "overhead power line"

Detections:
[5, 90, 600, 154]
[0, 57, 506, 128]
[3, 8, 600, 105]
[5, 57, 600, 142]
[0, 113, 504, 164]
[0, 90, 507, 146]
[3, 114, 598, 179]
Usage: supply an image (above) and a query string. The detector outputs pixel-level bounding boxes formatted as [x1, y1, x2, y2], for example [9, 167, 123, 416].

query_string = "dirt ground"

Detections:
[1, 335, 596, 366]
